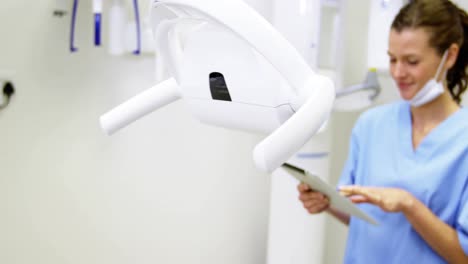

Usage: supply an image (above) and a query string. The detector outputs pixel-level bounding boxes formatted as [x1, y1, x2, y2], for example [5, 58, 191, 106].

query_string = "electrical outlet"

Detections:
[0, 69, 16, 107]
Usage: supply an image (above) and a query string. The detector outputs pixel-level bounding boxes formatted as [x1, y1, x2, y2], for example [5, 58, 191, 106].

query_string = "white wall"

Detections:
[0, 1, 271, 263]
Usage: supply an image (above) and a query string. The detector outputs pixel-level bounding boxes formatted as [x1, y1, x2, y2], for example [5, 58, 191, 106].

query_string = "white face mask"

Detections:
[405, 50, 449, 107]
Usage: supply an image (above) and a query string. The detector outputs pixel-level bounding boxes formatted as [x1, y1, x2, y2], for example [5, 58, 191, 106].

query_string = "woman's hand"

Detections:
[297, 183, 330, 214]
[338, 185, 415, 213]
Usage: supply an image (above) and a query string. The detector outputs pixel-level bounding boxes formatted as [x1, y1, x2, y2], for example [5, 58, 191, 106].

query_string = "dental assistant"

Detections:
[298, 0, 468, 263]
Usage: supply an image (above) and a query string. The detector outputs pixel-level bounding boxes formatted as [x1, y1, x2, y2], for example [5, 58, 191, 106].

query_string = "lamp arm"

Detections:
[100, 78, 181, 135]
[253, 76, 335, 172]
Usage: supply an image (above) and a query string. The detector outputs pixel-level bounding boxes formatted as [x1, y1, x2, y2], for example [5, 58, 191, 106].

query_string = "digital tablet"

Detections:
[282, 163, 378, 225]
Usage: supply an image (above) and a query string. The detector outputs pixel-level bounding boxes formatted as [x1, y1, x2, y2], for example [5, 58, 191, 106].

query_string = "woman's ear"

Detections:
[446, 43, 460, 69]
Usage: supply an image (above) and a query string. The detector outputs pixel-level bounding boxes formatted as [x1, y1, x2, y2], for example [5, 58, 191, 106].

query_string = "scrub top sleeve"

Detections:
[337, 125, 360, 187]
[456, 187, 468, 255]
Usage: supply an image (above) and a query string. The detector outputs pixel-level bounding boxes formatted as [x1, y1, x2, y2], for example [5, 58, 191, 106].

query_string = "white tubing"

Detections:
[100, 78, 181, 135]
[253, 75, 335, 172]
[108, 0, 127, 55]
[93, 0, 103, 13]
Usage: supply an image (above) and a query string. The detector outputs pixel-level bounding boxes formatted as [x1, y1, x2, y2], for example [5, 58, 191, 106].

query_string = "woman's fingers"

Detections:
[339, 186, 382, 204]
[297, 182, 311, 192]
[349, 195, 369, 203]
[297, 183, 330, 214]
[303, 198, 328, 208]
[338, 185, 359, 196]
[299, 191, 327, 202]
[304, 198, 330, 213]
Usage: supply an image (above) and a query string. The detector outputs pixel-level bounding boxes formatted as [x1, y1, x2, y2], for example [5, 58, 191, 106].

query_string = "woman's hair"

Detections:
[392, 0, 468, 104]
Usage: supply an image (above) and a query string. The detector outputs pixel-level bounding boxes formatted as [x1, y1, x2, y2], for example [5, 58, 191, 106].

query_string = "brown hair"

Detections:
[391, 0, 468, 104]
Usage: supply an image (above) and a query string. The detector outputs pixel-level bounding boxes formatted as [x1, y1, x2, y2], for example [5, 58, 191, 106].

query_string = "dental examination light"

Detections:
[99, 0, 336, 173]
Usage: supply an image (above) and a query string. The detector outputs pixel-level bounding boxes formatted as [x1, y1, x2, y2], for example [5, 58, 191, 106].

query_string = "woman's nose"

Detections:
[392, 62, 407, 79]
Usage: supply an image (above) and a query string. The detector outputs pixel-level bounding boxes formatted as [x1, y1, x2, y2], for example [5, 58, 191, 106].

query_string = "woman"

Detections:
[298, 0, 468, 263]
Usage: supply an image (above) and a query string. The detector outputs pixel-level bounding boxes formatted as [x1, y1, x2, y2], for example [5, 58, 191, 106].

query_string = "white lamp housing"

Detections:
[100, 0, 335, 173]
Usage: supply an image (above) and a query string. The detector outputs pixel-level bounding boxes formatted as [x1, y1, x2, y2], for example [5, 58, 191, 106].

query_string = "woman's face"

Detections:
[388, 28, 443, 100]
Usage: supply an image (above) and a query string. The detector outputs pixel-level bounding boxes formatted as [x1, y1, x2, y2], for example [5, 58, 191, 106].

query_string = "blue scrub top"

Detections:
[338, 101, 468, 264]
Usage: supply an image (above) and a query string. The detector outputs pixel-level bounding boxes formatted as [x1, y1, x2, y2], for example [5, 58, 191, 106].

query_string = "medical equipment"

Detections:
[132, 0, 142, 54]
[109, 0, 127, 55]
[70, 0, 79, 52]
[69, 0, 141, 54]
[337, 69, 380, 100]
[93, 0, 103, 46]
[333, 69, 381, 111]
[99, 0, 336, 173]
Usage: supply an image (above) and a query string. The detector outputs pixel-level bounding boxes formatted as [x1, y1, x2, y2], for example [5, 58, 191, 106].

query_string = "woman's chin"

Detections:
[398, 90, 415, 101]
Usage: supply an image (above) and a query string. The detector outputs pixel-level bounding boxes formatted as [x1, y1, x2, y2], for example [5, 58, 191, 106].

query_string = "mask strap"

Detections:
[435, 50, 449, 81]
